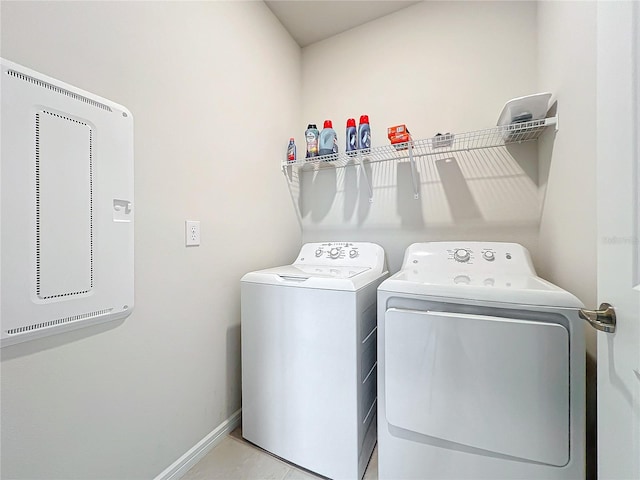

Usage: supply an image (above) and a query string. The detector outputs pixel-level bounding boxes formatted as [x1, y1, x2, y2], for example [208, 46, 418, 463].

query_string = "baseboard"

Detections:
[154, 408, 242, 480]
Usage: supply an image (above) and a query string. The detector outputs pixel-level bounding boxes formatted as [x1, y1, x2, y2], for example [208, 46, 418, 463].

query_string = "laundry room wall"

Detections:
[536, 0, 597, 356]
[298, 1, 543, 272]
[0, 1, 301, 479]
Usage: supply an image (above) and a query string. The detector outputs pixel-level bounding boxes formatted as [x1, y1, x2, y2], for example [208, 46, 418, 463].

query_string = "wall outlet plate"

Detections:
[185, 220, 200, 246]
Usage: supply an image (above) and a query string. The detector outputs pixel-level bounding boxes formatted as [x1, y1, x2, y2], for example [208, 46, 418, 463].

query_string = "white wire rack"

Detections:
[282, 116, 557, 201]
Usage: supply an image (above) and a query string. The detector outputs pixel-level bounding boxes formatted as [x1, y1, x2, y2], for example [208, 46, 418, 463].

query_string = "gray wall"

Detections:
[0, 2, 302, 478]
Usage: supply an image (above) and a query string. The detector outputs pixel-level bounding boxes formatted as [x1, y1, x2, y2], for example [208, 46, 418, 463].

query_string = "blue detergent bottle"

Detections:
[346, 118, 357, 155]
[358, 115, 371, 153]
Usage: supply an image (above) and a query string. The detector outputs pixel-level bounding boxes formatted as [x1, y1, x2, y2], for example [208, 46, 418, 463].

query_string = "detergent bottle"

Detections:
[319, 120, 338, 158]
[305, 124, 319, 158]
[286, 138, 296, 162]
[358, 115, 371, 153]
[346, 118, 357, 155]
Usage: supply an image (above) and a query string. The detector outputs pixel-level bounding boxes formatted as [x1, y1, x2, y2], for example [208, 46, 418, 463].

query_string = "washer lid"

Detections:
[379, 270, 584, 308]
[241, 264, 383, 291]
[273, 264, 371, 279]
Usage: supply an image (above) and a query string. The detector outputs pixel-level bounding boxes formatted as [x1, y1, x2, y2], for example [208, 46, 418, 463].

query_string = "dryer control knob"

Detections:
[454, 248, 471, 262]
[349, 249, 358, 258]
[315, 249, 323, 257]
[482, 251, 495, 261]
[329, 247, 341, 259]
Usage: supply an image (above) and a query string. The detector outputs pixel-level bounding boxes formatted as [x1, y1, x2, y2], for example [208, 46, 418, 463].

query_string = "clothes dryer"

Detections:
[242, 242, 388, 480]
[377, 242, 585, 479]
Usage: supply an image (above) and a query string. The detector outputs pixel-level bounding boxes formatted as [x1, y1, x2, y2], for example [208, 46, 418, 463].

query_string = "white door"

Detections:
[596, 2, 640, 478]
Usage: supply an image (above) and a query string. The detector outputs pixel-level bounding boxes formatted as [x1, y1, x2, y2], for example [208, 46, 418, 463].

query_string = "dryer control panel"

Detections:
[401, 242, 537, 275]
[294, 242, 387, 271]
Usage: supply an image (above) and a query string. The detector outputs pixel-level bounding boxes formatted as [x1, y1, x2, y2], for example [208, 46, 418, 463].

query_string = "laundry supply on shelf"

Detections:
[387, 124, 412, 150]
[319, 120, 338, 159]
[358, 115, 371, 152]
[305, 124, 319, 158]
[432, 132, 454, 148]
[286, 137, 296, 163]
[346, 118, 357, 156]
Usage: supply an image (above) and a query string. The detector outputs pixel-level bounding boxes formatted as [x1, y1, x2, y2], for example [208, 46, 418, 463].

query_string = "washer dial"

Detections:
[329, 247, 341, 259]
[454, 248, 471, 263]
[482, 251, 495, 261]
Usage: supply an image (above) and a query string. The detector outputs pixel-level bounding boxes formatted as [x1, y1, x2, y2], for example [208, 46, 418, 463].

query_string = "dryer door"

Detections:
[384, 308, 569, 466]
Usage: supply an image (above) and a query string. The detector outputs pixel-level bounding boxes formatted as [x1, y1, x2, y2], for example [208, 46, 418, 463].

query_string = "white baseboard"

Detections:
[154, 408, 242, 480]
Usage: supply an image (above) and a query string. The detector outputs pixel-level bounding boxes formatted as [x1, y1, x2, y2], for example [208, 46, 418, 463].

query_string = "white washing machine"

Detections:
[241, 242, 388, 480]
[377, 242, 585, 479]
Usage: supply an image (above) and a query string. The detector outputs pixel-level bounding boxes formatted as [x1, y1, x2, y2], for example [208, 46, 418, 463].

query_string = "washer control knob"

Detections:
[329, 247, 341, 259]
[482, 251, 495, 262]
[349, 249, 358, 258]
[315, 249, 323, 257]
[454, 248, 471, 263]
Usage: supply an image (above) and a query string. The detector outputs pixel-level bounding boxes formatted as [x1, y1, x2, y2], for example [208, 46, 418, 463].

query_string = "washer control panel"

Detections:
[447, 245, 519, 267]
[312, 243, 356, 260]
[449, 246, 498, 264]
[295, 242, 386, 270]
[403, 241, 536, 276]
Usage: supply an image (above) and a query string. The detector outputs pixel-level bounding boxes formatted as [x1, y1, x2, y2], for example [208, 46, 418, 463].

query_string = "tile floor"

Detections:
[182, 426, 378, 480]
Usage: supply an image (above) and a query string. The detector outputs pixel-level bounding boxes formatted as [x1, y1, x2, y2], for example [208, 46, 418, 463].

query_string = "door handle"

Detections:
[579, 303, 616, 333]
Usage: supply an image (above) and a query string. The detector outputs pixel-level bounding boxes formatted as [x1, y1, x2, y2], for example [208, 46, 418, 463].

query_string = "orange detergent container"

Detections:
[387, 124, 412, 150]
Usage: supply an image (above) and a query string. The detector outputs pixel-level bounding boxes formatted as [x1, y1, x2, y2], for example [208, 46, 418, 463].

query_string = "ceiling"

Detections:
[265, 1, 422, 47]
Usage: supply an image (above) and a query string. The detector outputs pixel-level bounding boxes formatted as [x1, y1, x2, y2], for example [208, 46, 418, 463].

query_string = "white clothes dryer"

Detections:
[377, 242, 585, 480]
[241, 242, 388, 480]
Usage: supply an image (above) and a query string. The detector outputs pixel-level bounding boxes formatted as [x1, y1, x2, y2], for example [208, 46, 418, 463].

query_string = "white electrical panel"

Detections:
[1, 58, 134, 347]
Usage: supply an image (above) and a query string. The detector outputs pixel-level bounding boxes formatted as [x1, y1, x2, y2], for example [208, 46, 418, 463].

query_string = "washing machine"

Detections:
[241, 242, 388, 480]
[377, 242, 585, 479]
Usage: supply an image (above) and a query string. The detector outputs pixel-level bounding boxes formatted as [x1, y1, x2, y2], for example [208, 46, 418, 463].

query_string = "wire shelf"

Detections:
[281, 117, 557, 170]
[282, 116, 557, 202]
